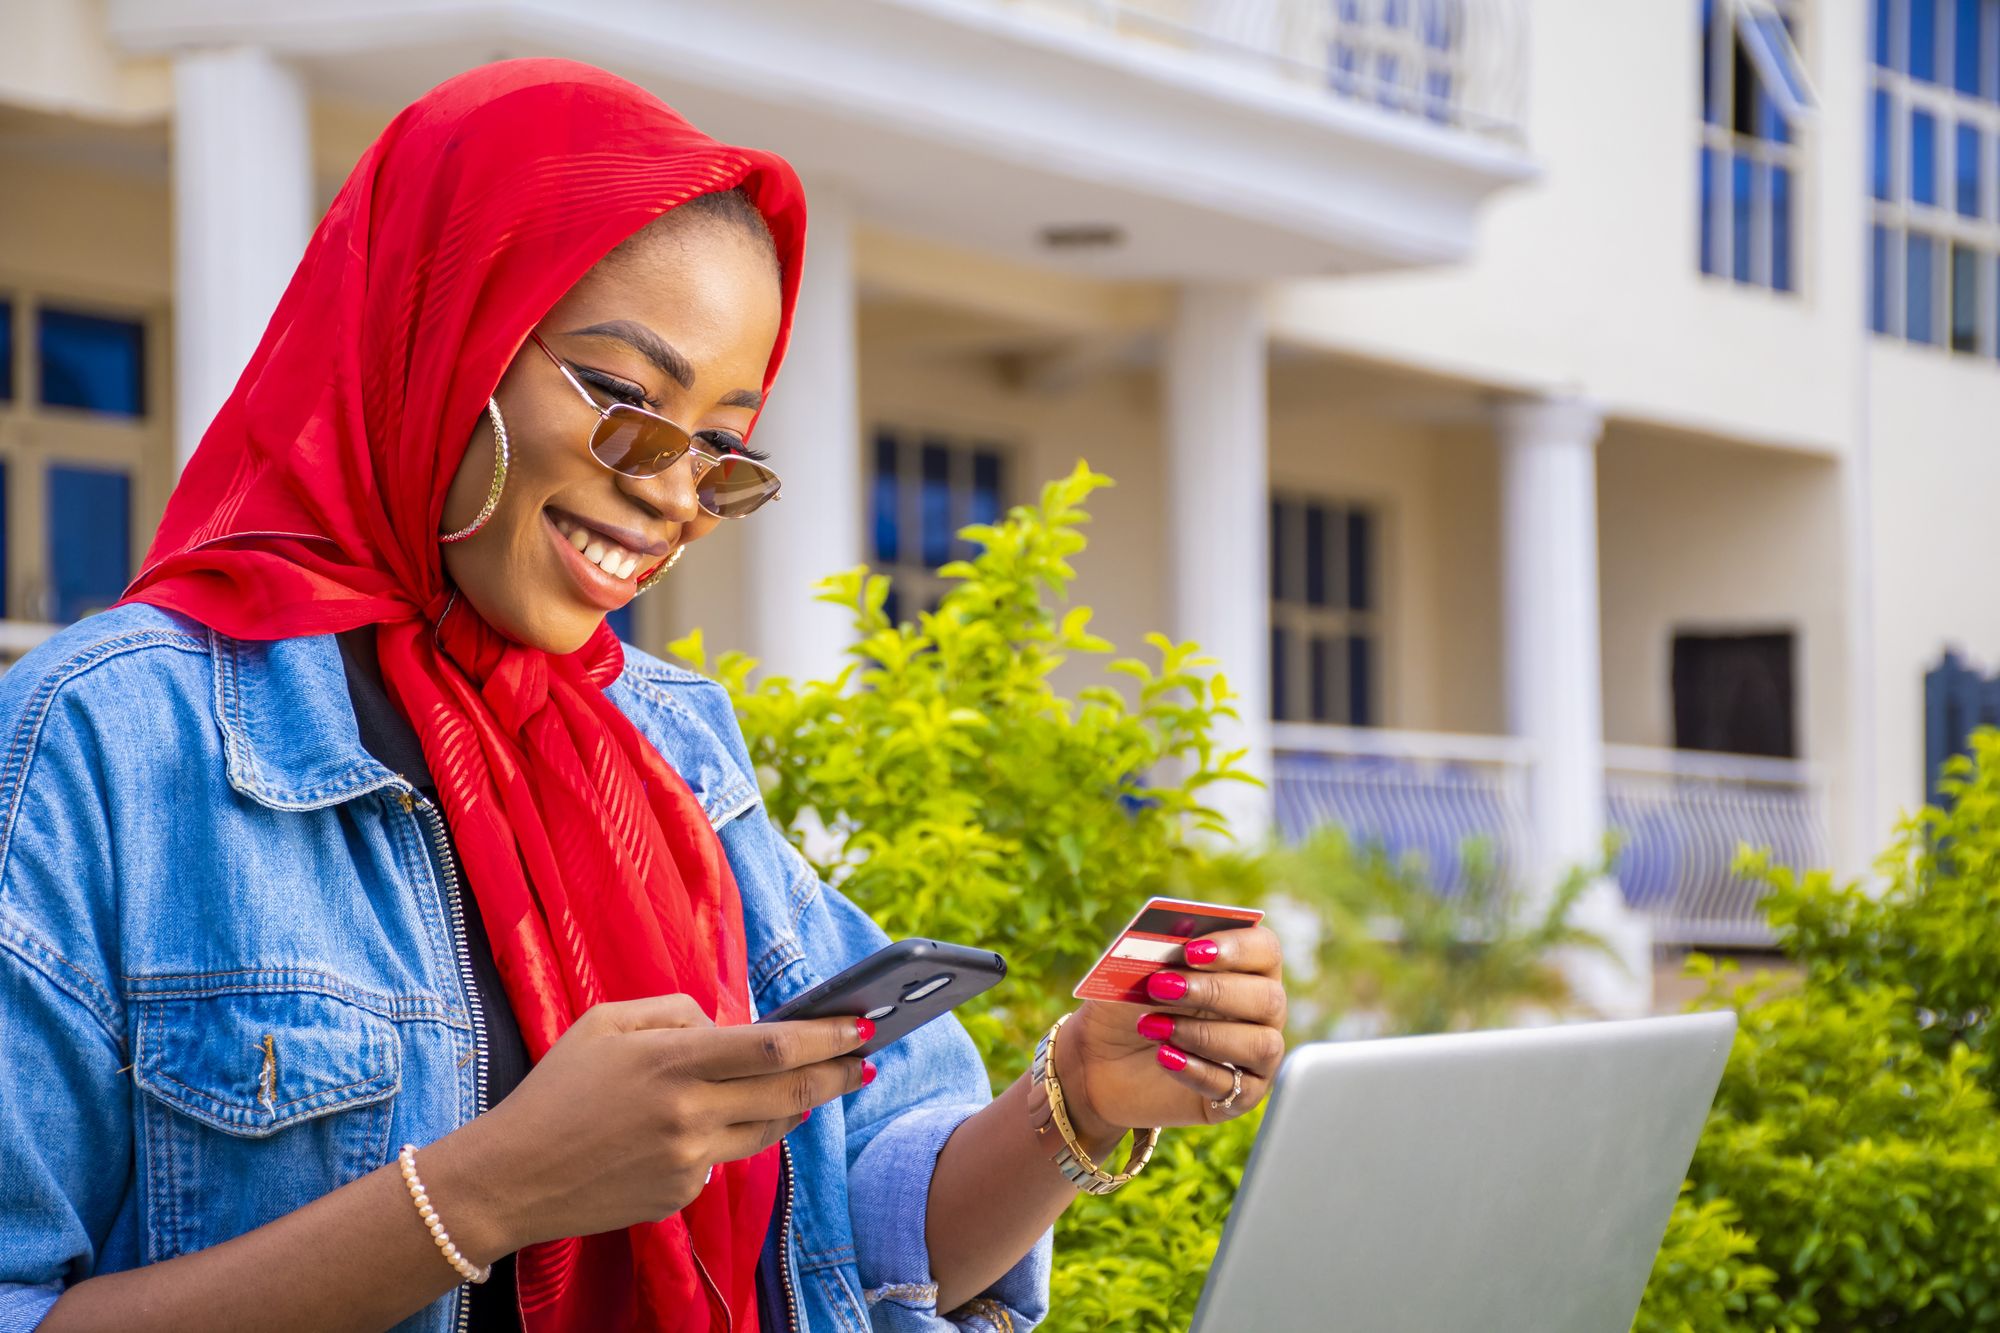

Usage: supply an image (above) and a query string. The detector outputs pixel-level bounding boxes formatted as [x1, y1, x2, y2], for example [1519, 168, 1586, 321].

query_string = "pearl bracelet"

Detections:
[397, 1143, 492, 1284]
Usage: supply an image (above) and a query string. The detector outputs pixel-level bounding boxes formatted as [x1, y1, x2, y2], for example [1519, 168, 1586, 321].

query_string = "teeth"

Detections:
[552, 513, 643, 579]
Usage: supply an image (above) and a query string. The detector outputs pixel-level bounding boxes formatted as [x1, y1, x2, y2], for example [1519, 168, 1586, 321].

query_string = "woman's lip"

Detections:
[544, 509, 637, 612]
[543, 505, 672, 557]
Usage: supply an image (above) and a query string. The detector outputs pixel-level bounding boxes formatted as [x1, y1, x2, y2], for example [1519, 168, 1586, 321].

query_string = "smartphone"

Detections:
[755, 939, 1007, 1058]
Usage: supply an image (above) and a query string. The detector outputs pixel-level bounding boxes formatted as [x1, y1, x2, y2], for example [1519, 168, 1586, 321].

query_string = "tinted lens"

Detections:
[698, 455, 781, 518]
[590, 405, 689, 477]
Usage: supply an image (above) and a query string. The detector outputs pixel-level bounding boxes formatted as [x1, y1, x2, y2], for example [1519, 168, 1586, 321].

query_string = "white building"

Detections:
[4, 0, 1989, 1014]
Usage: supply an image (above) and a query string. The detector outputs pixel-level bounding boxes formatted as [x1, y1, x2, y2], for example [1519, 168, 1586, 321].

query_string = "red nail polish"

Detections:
[1184, 939, 1220, 965]
[802, 1106, 812, 1122]
[1136, 1013, 1175, 1042]
[1156, 1045, 1188, 1072]
[861, 1060, 877, 1086]
[855, 1017, 876, 1044]
[1146, 971, 1189, 1001]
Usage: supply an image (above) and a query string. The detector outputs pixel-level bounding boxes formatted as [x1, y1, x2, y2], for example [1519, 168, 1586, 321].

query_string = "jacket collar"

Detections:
[210, 628, 751, 826]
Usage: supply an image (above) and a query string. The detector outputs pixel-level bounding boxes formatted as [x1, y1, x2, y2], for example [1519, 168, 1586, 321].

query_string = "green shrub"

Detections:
[1635, 731, 2000, 1331]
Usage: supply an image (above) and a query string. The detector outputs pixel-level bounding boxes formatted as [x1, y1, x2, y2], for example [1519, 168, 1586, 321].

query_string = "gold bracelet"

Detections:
[1029, 1013, 1160, 1195]
[397, 1143, 492, 1284]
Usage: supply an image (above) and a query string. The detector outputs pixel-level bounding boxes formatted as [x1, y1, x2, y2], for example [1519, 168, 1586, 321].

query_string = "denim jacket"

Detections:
[0, 602, 1049, 1333]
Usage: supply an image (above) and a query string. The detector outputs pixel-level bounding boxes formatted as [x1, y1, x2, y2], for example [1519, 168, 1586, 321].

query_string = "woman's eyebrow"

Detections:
[562, 319, 764, 410]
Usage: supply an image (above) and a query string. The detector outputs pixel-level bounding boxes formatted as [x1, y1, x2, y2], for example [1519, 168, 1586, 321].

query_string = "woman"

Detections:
[0, 60, 1287, 1333]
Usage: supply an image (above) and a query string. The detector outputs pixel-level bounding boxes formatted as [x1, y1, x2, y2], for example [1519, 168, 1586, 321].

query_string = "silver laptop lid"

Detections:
[1191, 1011, 1736, 1333]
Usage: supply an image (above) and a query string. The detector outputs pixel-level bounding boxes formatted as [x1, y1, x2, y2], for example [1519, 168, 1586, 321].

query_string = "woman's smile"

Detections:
[543, 507, 642, 610]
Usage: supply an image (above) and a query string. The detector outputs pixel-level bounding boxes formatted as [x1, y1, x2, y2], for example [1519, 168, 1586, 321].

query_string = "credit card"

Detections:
[1073, 896, 1265, 1004]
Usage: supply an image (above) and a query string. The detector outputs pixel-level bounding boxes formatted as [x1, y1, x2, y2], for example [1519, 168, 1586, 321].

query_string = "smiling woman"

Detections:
[0, 57, 1287, 1333]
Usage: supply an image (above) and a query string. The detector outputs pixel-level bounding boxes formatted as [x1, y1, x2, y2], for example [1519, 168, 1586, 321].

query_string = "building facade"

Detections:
[5, 0, 1990, 1015]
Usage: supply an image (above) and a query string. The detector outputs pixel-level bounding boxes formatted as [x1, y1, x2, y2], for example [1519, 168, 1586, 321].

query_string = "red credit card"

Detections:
[1073, 896, 1265, 1004]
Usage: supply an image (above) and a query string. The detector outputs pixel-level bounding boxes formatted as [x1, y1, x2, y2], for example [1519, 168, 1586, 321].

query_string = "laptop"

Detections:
[1190, 1011, 1736, 1333]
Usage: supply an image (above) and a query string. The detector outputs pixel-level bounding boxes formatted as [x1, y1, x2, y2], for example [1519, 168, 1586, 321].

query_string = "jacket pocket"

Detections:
[133, 986, 401, 1262]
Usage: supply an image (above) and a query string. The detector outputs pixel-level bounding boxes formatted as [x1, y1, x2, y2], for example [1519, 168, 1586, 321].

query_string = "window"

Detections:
[1671, 631, 1797, 759]
[0, 293, 164, 654]
[1699, 0, 1815, 291]
[1870, 0, 2000, 354]
[1268, 495, 1381, 726]
[1327, 0, 1467, 127]
[869, 428, 1007, 625]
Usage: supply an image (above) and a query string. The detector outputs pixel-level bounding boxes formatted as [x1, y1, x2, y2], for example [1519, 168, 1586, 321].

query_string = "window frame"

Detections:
[0, 278, 171, 657]
[867, 422, 1015, 625]
[1698, 0, 1815, 294]
[1870, 0, 2000, 354]
[1267, 490, 1388, 728]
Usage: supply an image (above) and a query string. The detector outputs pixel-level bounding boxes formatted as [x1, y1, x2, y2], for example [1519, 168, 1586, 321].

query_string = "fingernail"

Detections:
[1156, 1045, 1188, 1072]
[861, 1060, 877, 1086]
[1184, 939, 1220, 965]
[855, 1017, 876, 1044]
[1136, 1013, 1175, 1042]
[1146, 971, 1189, 1001]
[802, 1106, 812, 1122]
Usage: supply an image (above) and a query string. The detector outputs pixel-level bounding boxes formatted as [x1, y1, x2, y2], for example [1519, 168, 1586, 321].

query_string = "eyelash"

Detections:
[576, 367, 771, 462]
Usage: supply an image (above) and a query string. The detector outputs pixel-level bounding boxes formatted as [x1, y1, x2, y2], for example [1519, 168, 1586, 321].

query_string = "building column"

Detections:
[740, 181, 863, 686]
[1163, 284, 1272, 846]
[171, 47, 312, 468]
[1496, 396, 1651, 1016]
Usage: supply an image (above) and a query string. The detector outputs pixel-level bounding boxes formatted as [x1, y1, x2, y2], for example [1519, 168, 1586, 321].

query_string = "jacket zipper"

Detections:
[778, 1140, 803, 1333]
[406, 790, 488, 1333]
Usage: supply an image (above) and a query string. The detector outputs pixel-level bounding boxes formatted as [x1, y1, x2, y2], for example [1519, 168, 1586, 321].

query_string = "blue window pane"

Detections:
[1872, 225, 1893, 333]
[605, 604, 634, 643]
[0, 461, 8, 616]
[1269, 499, 1294, 603]
[1329, 41, 1361, 95]
[1873, 89, 1895, 201]
[0, 299, 11, 401]
[1876, 0, 1896, 68]
[1952, 244, 1980, 351]
[1309, 634, 1332, 723]
[1419, 0, 1455, 50]
[1960, 123, 1984, 216]
[918, 442, 951, 568]
[1349, 635, 1375, 727]
[968, 452, 1002, 525]
[37, 309, 145, 417]
[1702, 0, 1720, 124]
[48, 465, 131, 622]
[1913, 109, 1940, 205]
[1909, 233, 1938, 344]
[1375, 53, 1402, 109]
[883, 584, 901, 627]
[1912, 0, 1939, 80]
[1732, 153, 1756, 283]
[1772, 165, 1794, 292]
[871, 432, 899, 564]
[1957, 0, 1984, 92]
[1700, 147, 1722, 274]
[1348, 509, 1374, 612]
[1270, 625, 1291, 722]
[962, 450, 1002, 561]
[1755, 86, 1791, 144]
[1304, 504, 1327, 607]
[1423, 68, 1452, 121]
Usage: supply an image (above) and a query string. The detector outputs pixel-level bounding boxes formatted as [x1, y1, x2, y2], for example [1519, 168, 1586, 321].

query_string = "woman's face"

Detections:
[440, 216, 782, 654]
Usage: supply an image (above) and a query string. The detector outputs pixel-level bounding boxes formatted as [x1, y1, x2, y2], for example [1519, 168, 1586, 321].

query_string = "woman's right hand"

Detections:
[431, 993, 871, 1258]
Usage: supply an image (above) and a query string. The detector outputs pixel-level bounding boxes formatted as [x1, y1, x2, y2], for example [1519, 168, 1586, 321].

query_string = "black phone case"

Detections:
[755, 939, 1007, 1058]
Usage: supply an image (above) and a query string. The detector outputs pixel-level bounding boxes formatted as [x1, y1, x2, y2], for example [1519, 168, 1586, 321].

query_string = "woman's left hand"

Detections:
[1058, 925, 1287, 1140]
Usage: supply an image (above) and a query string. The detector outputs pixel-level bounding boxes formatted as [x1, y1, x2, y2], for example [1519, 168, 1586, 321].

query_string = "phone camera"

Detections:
[901, 973, 954, 1002]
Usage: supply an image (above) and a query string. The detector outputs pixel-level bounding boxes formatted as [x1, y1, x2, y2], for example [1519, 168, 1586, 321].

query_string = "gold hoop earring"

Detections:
[635, 544, 685, 594]
[440, 398, 510, 544]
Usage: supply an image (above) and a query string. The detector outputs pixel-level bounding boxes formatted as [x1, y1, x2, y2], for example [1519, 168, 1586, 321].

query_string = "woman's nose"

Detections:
[621, 450, 709, 523]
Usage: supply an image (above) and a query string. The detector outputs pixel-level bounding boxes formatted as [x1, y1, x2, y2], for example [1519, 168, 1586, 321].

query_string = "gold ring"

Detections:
[1210, 1061, 1243, 1112]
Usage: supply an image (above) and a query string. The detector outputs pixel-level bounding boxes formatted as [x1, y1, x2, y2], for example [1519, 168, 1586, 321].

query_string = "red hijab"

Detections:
[120, 59, 807, 1332]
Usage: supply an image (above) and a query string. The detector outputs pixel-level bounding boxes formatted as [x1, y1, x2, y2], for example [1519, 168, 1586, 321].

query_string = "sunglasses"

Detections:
[529, 331, 782, 519]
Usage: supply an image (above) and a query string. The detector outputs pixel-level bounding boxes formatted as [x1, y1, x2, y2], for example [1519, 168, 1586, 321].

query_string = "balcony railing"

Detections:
[1272, 723, 1534, 895]
[1605, 744, 1828, 948]
[1273, 728, 1831, 948]
[1005, 0, 1530, 141]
